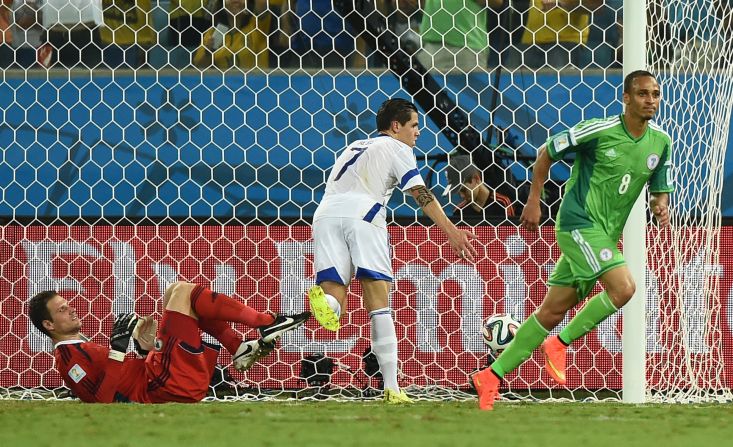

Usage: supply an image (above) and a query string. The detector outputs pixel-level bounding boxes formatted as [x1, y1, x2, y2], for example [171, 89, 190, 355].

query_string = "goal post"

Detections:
[622, 0, 647, 405]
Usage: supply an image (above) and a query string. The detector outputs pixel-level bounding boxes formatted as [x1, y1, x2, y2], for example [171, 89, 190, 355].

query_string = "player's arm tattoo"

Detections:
[412, 185, 435, 208]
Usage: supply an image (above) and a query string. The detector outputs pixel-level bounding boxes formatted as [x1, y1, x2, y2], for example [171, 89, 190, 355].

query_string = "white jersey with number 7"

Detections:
[314, 135, 425, 228]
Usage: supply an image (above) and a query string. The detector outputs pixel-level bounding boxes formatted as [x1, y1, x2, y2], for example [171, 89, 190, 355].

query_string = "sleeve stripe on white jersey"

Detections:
[400, 168, 420, 189]
[363, 203, 383, 223]
[571, 116, 621, 141]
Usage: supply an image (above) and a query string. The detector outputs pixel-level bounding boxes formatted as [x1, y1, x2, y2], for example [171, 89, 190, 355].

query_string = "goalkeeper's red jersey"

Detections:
[54, 340, 150, 403]
[53, 312, 220, 403]
[54, 341, 220, 403]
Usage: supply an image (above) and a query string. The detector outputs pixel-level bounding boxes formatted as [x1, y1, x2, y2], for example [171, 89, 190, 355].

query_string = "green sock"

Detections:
[558, 291, 618, 344]
[491, 314, 549, 378]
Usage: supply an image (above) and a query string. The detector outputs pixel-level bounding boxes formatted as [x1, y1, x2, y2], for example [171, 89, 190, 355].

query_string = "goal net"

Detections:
[0, 0, 731, 402]
[644, 0, 733, 403]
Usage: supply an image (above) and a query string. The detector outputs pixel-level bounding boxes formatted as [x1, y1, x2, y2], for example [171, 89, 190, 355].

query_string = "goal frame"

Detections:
[622, 0, 647, 404]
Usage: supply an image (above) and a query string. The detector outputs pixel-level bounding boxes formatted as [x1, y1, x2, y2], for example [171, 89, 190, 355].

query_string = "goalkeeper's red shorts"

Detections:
[145, 310, 219, 403]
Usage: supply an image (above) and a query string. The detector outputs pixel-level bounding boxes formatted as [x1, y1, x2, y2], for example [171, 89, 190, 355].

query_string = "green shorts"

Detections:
[547, 227, 626, 300]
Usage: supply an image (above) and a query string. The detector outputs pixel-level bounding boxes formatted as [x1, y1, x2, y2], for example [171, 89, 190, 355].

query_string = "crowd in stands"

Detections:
[0, 1, 726, 71]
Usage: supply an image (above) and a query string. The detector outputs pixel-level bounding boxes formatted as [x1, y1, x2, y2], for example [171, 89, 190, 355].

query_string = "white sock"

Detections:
[369, 307, 399, 392]
[325, 293, 341, 318]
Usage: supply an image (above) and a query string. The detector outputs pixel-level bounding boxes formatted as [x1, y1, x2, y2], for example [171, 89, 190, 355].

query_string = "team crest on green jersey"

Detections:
[647, 154, 660, 170]
[599, 248, 613, 262]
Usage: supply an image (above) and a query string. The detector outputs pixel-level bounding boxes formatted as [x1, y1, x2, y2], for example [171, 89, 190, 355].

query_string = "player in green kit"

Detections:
[471, 70, 674, 410]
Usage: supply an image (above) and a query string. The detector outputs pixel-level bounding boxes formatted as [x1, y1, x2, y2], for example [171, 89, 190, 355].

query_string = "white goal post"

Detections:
[622, 0, 648, 404]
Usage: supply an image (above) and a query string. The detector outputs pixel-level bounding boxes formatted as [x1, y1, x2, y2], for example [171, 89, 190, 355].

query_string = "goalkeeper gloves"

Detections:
[109, 313, 138, 361]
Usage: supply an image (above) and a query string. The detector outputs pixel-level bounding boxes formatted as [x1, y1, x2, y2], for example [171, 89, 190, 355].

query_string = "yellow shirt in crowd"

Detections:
[522, 0, 591, 45]
[169, 0, 208, 21]
[193, 1, 283, 70]
[100, 0, 155, 46]
[193, 23, 269, 70]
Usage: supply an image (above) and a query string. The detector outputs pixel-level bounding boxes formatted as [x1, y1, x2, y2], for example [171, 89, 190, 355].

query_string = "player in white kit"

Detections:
[308, 98, 478, 403]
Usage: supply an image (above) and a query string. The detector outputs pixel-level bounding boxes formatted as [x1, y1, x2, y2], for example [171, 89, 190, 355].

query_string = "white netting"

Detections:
[645, 0, 733, 403]
[0, 1, 730, 402]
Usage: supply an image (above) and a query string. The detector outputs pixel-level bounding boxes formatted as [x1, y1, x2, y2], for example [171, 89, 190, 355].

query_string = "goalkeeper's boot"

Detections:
[308, 285, 340, 331]
[232, 339, 263, 371]
[259, 311, 311, 343]
[232, 339, 277, 371]
[256, 339, 276, 358]
[541, 335, 567, 385]
[383, 389, 413, 404]
[471, 368, 499, 411]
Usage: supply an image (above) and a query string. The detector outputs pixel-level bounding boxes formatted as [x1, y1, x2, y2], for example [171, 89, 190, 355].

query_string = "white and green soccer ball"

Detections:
[482, 313, 521, 354]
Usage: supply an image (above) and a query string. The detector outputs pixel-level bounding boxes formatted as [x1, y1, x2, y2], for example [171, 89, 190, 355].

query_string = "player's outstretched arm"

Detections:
[408, 185, 478, 262]
[650, 192, 670, 226]
[520, 144, 553, 232]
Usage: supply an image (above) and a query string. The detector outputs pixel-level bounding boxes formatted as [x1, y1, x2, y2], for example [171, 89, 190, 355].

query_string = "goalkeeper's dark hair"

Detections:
[376, 98, 418, 132]
[624, 70, 657, 93]
[29, 291, 58, 337]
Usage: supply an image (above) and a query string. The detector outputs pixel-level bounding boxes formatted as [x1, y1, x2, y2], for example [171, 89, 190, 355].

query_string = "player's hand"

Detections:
[448, 228, 478, 262]
[520, 201, 542, 232]
[110, 313, 138, 354]
[132, 315, 158, 355]
[652, 204, 670, 227]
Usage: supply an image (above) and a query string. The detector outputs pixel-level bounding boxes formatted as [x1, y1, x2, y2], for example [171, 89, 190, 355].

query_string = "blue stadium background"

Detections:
[2, 71, 731, 221]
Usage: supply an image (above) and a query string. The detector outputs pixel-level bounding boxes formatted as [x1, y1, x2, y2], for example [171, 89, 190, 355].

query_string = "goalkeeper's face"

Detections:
[45, 295, 82, 337]
[393, 112, 420, 147]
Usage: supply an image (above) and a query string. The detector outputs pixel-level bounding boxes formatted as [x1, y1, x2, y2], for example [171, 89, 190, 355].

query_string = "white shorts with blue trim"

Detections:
[313, 217, 392, 285]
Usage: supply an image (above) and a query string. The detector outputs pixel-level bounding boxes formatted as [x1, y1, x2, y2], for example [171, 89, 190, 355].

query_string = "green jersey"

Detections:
[420, 0, 488, 51]
[546, 114, 675, 238]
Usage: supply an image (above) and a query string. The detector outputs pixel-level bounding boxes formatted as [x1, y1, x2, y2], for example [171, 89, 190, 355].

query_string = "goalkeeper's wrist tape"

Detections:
[108, 350, 126, 362]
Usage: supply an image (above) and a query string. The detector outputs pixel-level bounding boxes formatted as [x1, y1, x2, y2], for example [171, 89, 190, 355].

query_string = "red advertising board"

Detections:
[1, 225, 731, 391]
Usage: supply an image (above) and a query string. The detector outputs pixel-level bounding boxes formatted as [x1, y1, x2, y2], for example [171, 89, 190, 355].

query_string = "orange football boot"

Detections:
[541, 335, 567, 385]
[471, 368, 500, 411]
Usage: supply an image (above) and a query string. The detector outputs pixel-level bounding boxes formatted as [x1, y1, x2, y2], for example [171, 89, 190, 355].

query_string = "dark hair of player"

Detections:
[376, 98, 418, 132]
[624, 70, 657, 93]
[29, 291, 58, 337]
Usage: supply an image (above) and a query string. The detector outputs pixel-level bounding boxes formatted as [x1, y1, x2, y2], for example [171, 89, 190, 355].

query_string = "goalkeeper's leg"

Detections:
[197, 318, 242, 354]
[165, 281, 275, 327]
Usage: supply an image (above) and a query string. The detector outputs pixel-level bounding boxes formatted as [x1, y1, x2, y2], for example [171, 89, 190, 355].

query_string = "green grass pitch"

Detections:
[1, 400, 732, 446]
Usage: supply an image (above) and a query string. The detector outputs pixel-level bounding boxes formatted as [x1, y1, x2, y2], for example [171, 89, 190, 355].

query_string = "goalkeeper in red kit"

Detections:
[29, 282, 310, 403]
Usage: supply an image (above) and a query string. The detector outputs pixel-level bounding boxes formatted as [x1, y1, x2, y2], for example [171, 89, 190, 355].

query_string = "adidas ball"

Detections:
[482, 313, 521, 354]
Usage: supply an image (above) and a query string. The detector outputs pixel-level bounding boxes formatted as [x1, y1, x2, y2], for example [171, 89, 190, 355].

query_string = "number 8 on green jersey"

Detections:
[545, 115, 675, 294]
